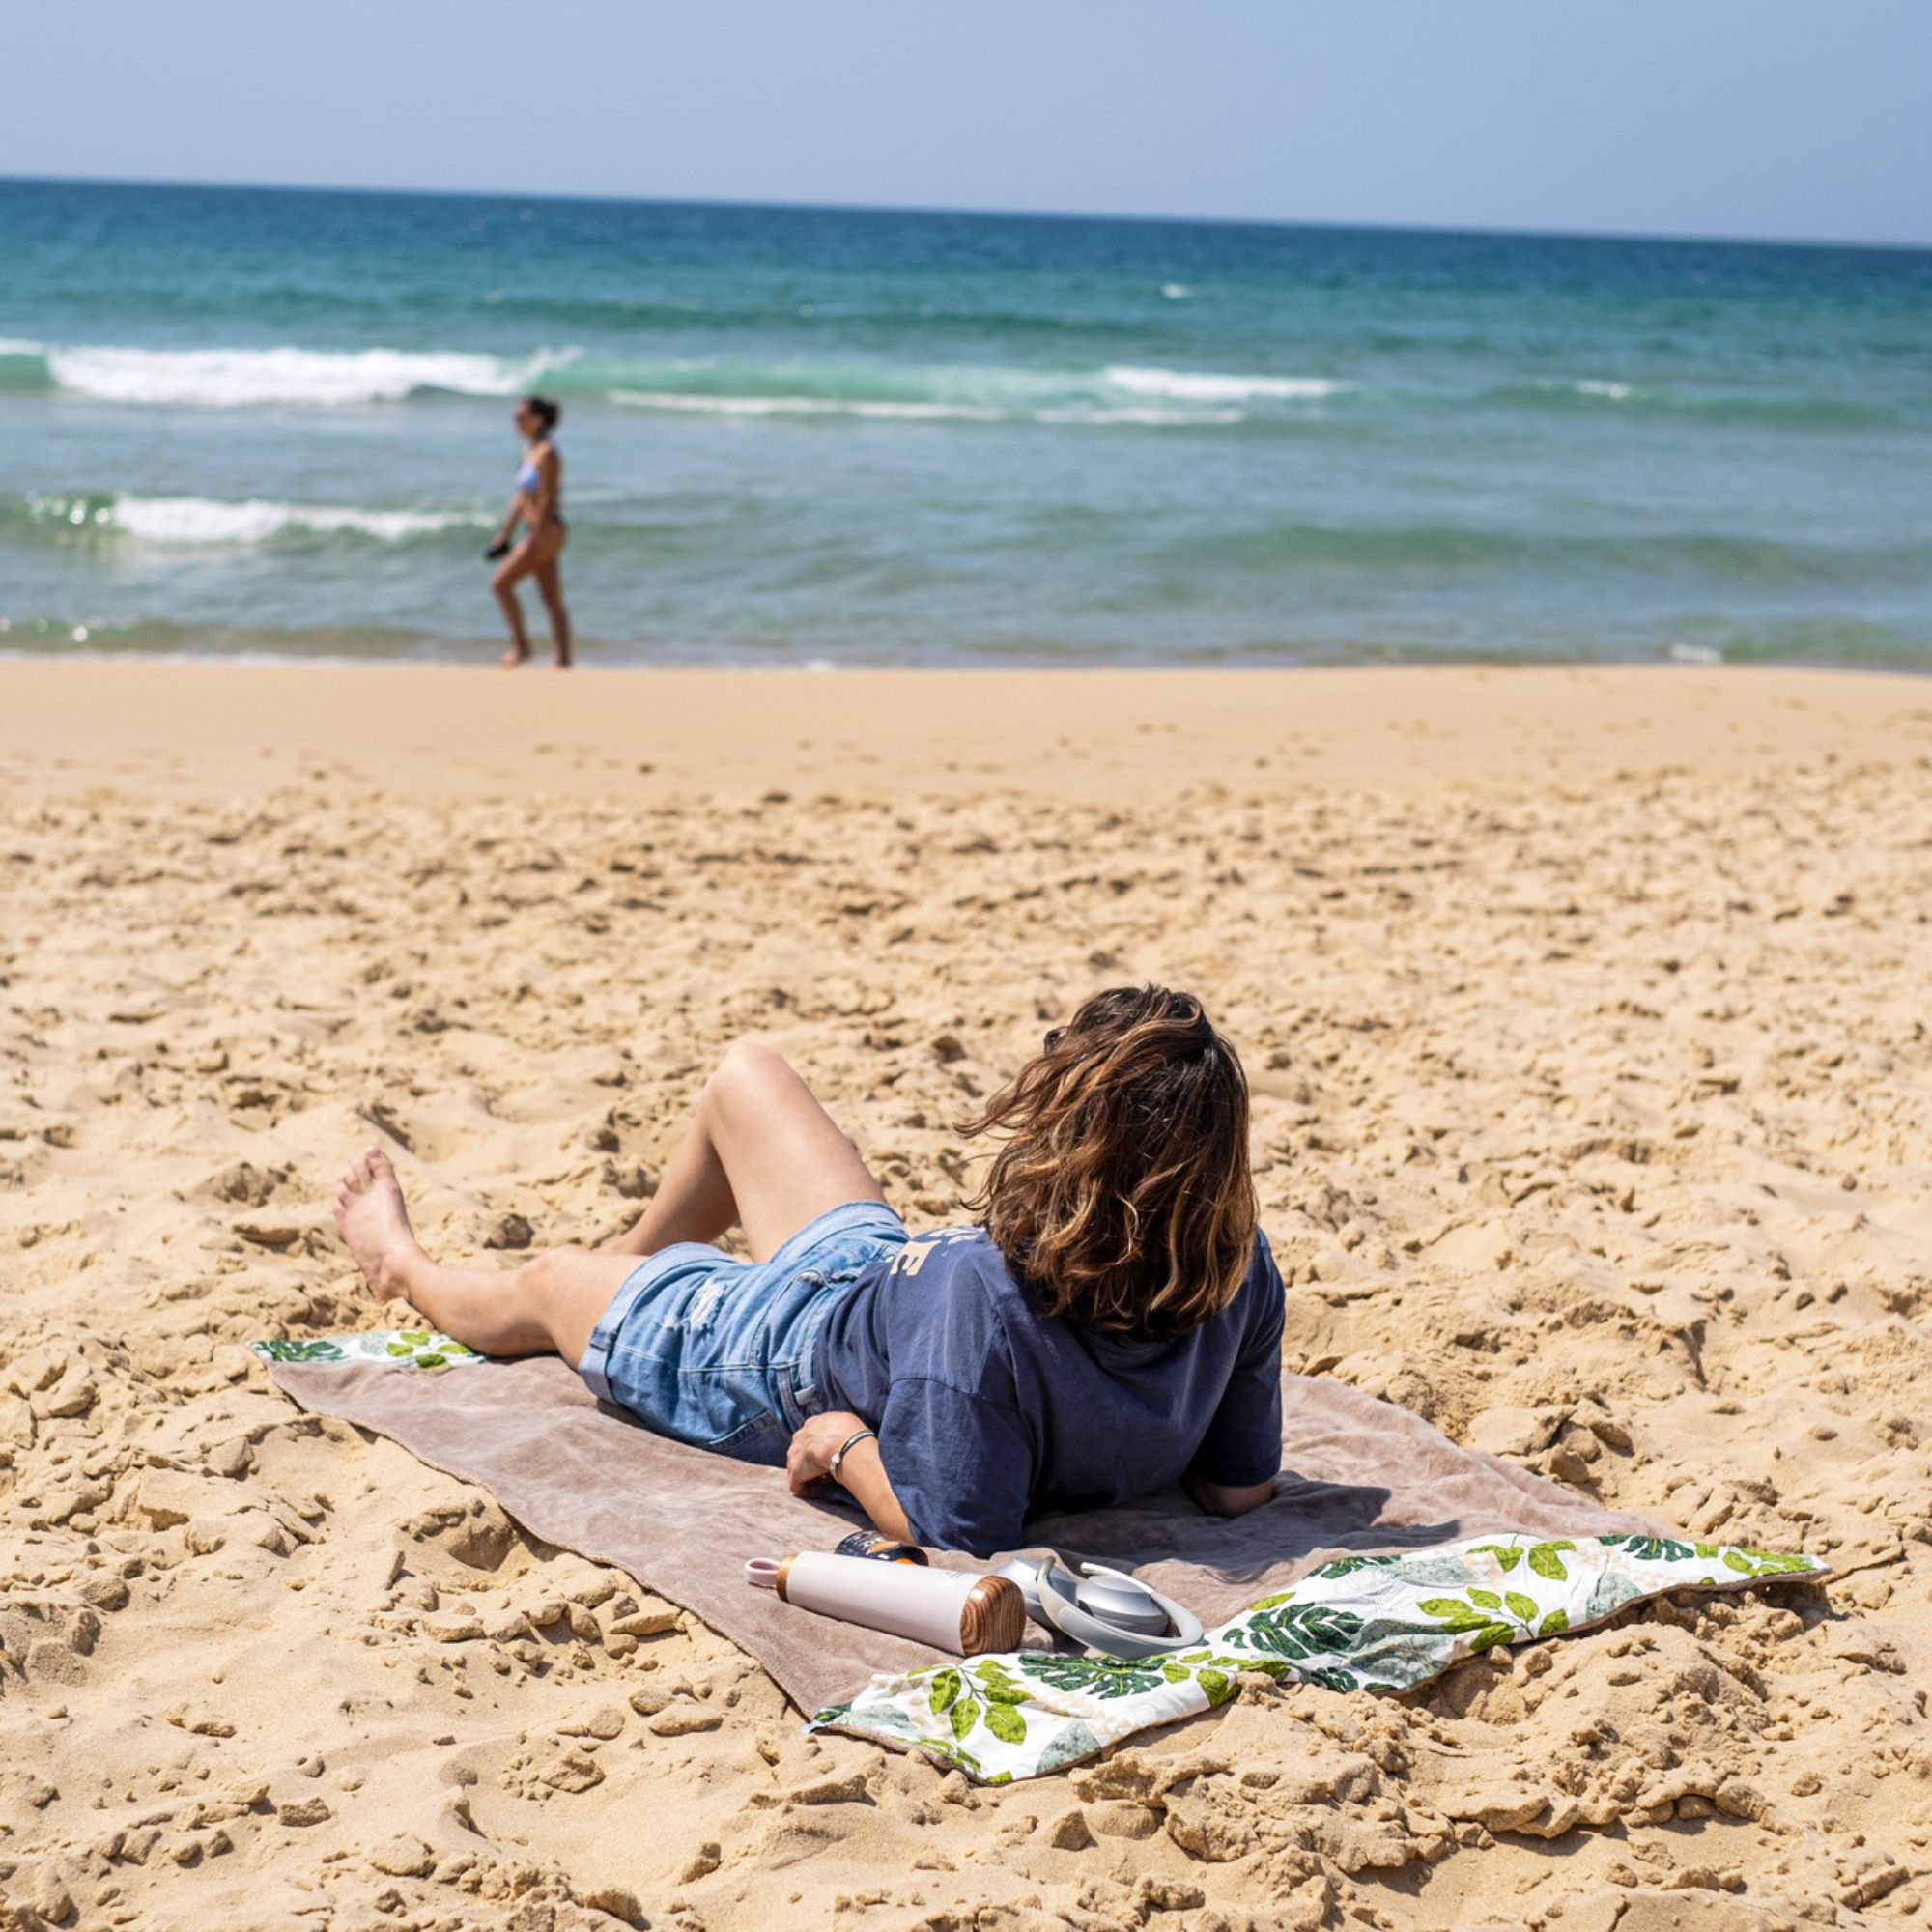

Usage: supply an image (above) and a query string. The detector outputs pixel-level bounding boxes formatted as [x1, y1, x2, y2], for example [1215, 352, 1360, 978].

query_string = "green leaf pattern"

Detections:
[251, 1329, 482, 1371]
[810, 1530, 1826, 1785]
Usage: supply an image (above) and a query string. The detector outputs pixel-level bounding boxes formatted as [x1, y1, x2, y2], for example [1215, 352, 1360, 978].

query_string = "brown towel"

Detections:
[270, 1355, 1659, 1715]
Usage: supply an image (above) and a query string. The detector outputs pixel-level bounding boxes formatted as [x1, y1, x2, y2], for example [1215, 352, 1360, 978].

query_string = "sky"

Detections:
[8, 2, 1931, 246]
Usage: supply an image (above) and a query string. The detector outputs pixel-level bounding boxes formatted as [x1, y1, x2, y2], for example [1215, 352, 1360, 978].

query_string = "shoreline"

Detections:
[10, 646, 1932, 677]
[6, 660, 1931, 801]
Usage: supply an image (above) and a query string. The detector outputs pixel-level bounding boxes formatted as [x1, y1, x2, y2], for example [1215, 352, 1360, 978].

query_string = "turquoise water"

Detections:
[3, 178, 1929, 667]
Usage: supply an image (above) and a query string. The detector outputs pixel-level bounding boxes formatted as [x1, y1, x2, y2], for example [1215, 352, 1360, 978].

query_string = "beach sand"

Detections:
[2, 662, 1929, 1931]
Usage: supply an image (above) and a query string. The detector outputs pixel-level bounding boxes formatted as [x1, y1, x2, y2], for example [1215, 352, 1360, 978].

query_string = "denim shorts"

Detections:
[576, 1199, 908, 1465]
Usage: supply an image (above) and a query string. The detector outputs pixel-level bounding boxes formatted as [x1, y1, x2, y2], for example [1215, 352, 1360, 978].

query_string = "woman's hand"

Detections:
[785, 1410, 869, 1498]
[785, 1412, 915, 1545]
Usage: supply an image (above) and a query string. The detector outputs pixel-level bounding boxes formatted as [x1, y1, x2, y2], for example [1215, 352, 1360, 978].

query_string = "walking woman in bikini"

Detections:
[486, 394, 571, 668]
[332, 986, 1286, 1555]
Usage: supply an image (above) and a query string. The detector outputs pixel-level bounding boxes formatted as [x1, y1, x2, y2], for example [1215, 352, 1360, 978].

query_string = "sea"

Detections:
[3, 178, 1929, 668]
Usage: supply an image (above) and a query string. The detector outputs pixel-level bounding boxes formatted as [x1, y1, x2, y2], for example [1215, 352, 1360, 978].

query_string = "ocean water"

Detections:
[3, 178, 1929, 668]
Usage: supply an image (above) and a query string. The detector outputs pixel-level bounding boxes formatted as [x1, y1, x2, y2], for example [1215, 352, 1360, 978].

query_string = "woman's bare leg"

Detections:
[608, 1041, 884, 1261]
[335, 1149, 631, 1368]
[493, 546, 535, 666]
[534, 555, 571, 668]
[332, 1046, 882, 1365]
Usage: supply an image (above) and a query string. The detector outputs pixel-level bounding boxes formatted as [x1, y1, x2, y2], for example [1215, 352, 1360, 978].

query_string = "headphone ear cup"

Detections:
[1032, 1557, 1080, 1637]
[1030, 1556, 1208, 1658]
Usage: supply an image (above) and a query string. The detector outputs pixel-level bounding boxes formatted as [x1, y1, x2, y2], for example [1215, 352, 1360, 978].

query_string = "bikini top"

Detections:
[514, 437, 560, 491]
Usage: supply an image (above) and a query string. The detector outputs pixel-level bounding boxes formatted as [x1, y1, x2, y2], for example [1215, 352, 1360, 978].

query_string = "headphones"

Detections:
[997, 1557, 1205, 1658]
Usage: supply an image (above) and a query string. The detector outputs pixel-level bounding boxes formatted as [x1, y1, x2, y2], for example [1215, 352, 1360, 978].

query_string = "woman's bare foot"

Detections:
[335, 1148, 426, 1302]
[497, 644, 531, 668]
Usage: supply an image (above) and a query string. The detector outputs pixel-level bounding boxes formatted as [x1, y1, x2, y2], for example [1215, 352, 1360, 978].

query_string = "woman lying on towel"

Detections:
[333, 984, 1285, 1557]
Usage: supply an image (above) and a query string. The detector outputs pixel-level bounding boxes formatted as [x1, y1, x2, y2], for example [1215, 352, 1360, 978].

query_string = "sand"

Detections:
[2, 661, 1929, 1932]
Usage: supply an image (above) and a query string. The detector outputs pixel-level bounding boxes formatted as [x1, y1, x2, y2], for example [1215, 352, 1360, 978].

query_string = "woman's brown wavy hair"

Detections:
[964, 985, 1257, 1337]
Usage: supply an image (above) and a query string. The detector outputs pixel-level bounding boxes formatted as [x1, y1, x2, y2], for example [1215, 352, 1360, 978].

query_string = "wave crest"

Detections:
[611, 389, 1236, 427]
[1103, 365, 1344, 403]
[18, 493, 481, 545]
[37, 345, 576, 408]
[611, 391, 1007, 423]
[11, 337, 1348, 420]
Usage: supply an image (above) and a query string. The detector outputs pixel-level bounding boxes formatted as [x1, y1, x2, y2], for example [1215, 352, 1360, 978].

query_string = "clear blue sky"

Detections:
[10, 1, 1931, 245]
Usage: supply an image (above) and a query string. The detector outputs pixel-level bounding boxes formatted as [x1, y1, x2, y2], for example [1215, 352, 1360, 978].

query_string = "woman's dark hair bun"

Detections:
[524, 394, 560, 432]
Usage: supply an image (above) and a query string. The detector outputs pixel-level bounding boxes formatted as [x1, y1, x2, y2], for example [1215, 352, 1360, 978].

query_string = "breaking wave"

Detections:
[0, 340, 577, 408]
[0, 337, 1345, 424]
[11, 492, 483, 545]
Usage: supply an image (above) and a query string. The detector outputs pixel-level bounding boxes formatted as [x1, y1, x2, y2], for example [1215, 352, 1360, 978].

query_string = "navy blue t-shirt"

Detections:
[815, 1225, 1286, 1555]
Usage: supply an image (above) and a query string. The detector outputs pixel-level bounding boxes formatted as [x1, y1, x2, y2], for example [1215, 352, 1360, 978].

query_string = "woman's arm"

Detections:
[787, 1409, 912, 1544]
[526, 446, 560, 531]
[1184, 1473, 1275, 1519]
[490, 497, 524, 549]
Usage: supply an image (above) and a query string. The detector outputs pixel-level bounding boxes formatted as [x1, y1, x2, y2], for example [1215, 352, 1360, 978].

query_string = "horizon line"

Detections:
[4, 168, 1927, 258]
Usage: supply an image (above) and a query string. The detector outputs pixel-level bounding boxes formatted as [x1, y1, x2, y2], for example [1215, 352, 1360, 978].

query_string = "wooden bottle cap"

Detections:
[960, 1575, 1027, 1656]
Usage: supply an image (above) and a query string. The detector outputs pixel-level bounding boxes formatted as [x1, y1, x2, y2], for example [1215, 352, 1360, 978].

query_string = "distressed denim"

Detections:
[576, 1200, 908, 1465]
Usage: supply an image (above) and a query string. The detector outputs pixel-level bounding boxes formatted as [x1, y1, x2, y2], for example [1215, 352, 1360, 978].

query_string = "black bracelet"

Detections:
[828, 1427, 876, 1484]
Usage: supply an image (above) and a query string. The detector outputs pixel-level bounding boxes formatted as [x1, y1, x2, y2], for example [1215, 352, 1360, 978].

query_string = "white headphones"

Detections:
[997, 1557, 1205, 1658]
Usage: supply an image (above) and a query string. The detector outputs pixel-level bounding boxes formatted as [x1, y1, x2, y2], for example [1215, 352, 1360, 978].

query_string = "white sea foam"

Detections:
[33, 493, 477, 545]
[1034, 405, 1244, 427]
[1667, 642, 1724, 666]
[613, 390, 791, 416]
[611, 390, 1004, 422]
[1103, 365, 1344, 404]
[807, 397, 1006, 421]
[42, 344, 573, 408]
[1535, 377, 1635, 402]
[0, 337, 47, 356]
[1159, 284, 1194, 300]
[614, 390, 1239, 428]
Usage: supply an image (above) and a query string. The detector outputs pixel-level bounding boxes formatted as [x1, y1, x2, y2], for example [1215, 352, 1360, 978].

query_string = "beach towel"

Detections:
[254, 1330, 1827, 1782]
